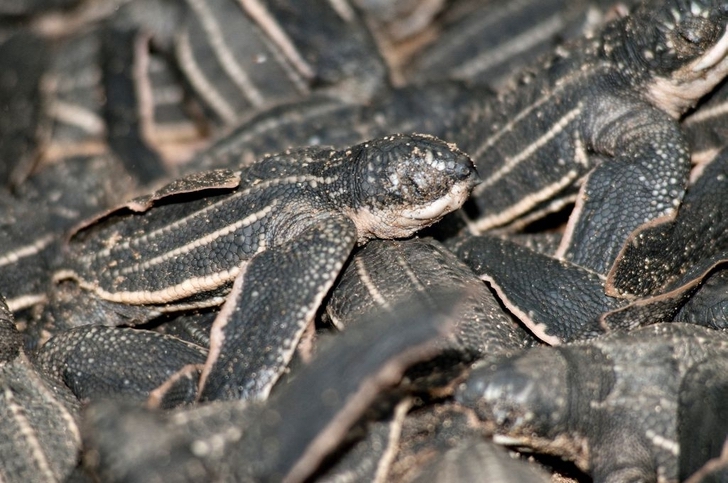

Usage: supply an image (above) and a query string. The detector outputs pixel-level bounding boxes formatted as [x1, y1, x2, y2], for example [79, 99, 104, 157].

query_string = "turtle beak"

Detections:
[454, 157, 481, 189]
[692, 25, 728, 72]
[468, 166, 482, 189]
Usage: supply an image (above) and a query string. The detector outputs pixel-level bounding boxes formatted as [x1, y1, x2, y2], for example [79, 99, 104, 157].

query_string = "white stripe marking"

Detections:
[237, 0, 316, 80]
[48, 101, 106, 135]
[6, 294, 47, 313]
[683, 98, 728, 125]
[118, 202, 277, 275]
[475, 103, 583, 194]
[186, 0, 266, 107]
[472, 170, 579, 232]
[175, 29, 238, 124]
[82, 265, 246, 305]
[78, 174, 334, 265]
[354, 257, 390, 310]
[453, 14, 564, 79]
[0, 235, 55, 268]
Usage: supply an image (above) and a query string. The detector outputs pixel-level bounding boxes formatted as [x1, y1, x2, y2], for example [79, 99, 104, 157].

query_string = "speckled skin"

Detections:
[455, 0, 728, 274]
[183, 81, 486, 173]
[457, 323, 728, 483]
[0, 155, 133, 320]
[170, 0, 386, 126]
[608, 145, 728, 298]
[327, 237, 538, 360]
[0, 299, 81, 483]
[675, 268, 728, 328]
[448, 233, 624, 344]
[54, 133, 478, 401]
[82, 293, 458, 482]
[33, 326, 208, 406]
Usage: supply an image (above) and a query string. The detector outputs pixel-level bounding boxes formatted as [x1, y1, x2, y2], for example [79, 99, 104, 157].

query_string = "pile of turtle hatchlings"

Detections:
[1, 0, 727, 481]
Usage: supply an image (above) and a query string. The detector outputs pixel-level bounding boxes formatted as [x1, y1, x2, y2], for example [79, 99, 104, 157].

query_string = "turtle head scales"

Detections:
[620, 0, 728, 116]
[344, 133, 479, 242]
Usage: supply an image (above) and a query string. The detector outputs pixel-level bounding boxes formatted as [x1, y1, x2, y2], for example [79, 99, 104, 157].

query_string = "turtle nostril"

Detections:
[451, 155, 479, 182]
[463, 164, 481, 187]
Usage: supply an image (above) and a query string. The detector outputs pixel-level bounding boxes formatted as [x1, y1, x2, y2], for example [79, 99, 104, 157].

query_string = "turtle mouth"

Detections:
[647, 24, 728, 118]
[400, 181, 473, 221]
[692, 25, 728, 72]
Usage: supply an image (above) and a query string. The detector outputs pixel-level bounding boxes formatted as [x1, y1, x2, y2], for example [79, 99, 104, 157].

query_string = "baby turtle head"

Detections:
[625, 0, 728, 116]
[346, 133, 479, 241]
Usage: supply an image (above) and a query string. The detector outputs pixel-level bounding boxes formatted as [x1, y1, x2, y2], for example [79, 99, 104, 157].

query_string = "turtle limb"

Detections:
[326, 237, 537, 359]
[0, 299, 81, 482]
[558, 109, 690, 275]
[101, 26, 167, 186]
[198, 214, 357, 401]
[450, 234, 623, 344]
[457, 324, 728, 483]
[601, 260, 728, 332]
[0, 353, 82, 483]
[33, 326, 208, 405]
[606, 146, 728, 298]
[678, 357, 728, 481]
[82, 291, 459, 482]
[675, 267, 728, 328]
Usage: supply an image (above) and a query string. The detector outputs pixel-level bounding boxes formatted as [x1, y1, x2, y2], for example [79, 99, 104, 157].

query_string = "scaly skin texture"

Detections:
[0, 299, 81, 483]
[53, 133, 478, 401]
[82, 293, 460, 483]
[33, 326, 208, 406]
[327, 237, 538, 359]
[457, 323, 728, 483]
[455, 0, 728, 274]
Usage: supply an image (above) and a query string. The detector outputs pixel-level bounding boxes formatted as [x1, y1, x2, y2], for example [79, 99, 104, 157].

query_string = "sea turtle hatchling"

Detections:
[454, 0, 728, 275]
[81, 291, 462, 482]
[457, 323, 728, 483]
[50, 133, 479, 402]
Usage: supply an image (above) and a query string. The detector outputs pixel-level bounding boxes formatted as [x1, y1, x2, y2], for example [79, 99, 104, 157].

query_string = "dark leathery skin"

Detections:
[0, 298, 82, 483]
[388, 401, 553, 483]
[449, 233, 622, 344]
[607, 145, 728, 298]
[82, 292, 461, 482]
[327, 237, 538, 360]
[183, 81, 486, 174]
[457, 323, 728, 483]
[0, 31, 48, 186]
[33, 326, 208, 405]
[455, 0, 728, 275]
[412, 437, 553, 483]
[674, 268, 728, 328]
[0, 154, 133, 320]
[407, 0, 610, 91]
[174, 0, 386, 126]
[0, 297, 22, 363]
[678, 356, 728, 481]
[315, 398, 411, 483]
[100, 26, 167, 185]
[54, 134, 477, 401]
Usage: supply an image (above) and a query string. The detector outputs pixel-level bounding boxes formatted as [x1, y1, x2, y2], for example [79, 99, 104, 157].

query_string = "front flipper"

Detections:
[101, 27, 167, 186]
[606, 146, 728, 298]
[33, 326, 208, 406]
[199, 215, 357, 401]
[558, 109, 690, 275]
[450, 235, 623, 344]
